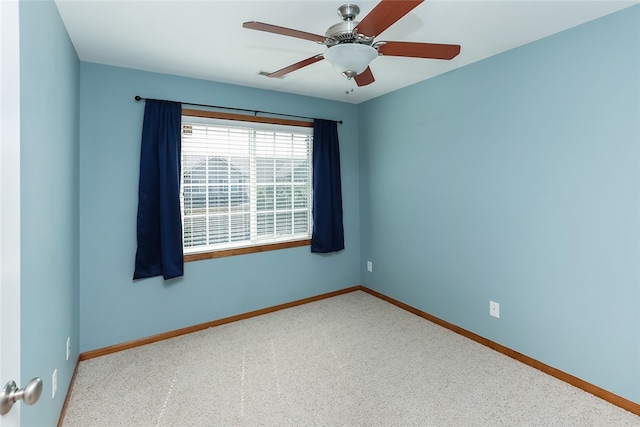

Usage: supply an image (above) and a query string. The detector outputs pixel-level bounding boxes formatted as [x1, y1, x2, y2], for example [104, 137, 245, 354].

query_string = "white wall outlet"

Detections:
[367, 261, 373, 272]
[52, 369, 57, 399]
[66, 336, 71, 361]
[490, 301, 500, 318]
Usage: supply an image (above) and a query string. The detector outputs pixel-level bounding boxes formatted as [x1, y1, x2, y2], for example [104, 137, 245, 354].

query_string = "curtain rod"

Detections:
[134, 96, 343, 124]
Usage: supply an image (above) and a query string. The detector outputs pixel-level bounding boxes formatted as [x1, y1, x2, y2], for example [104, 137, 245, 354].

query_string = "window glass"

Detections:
[181, 115, 313, 254]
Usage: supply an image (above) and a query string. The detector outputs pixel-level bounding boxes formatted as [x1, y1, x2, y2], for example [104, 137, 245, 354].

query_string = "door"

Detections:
[0, 0, 22, 426]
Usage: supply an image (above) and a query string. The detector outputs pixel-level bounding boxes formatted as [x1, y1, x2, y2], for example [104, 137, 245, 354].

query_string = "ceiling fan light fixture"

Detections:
[323, 43, 378, 79]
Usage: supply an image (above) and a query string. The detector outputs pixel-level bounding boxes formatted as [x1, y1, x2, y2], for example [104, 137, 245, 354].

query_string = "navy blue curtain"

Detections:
[133, 100, 184, 280]
[311, 119, 345, 253]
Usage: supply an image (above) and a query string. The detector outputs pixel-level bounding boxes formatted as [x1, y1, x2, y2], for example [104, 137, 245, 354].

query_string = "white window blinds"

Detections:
[181, 115, 313, 254]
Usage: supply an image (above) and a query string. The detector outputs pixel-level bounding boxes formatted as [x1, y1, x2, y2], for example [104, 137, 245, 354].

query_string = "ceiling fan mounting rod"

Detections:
[338, 4, 360, 21]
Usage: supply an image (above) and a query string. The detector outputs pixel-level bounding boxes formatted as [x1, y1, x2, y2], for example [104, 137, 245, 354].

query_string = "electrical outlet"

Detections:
[52, 369, 57, 399]
[490, 301, 500, 318]
[367, 261, 373, 272]
[66, 337, 71, 361]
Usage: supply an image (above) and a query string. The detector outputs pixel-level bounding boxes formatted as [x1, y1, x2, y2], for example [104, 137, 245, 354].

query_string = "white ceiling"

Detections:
[55, 0, 638, 104]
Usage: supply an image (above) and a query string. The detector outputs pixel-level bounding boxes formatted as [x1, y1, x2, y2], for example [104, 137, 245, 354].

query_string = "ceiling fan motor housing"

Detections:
[325, 4, 375, 45]
[325, 20, 360, 43]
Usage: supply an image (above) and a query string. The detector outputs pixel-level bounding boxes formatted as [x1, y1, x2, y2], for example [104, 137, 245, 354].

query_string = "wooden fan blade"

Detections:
[378, 41, 461, 60]
[267, 55, 324, 78]
[355, 0, 424, 38]
[355, 67, 375, 86]
[243, 21, 326, 43]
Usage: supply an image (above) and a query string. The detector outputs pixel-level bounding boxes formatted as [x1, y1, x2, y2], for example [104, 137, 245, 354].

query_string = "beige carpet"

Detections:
[62, 291, 640, 426]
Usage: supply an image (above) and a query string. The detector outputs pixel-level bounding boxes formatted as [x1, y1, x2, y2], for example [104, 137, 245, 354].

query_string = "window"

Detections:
[180, 110, 313, 260]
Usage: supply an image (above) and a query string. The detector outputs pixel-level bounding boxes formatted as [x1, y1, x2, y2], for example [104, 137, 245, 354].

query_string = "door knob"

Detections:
[0, 378, 43, 415]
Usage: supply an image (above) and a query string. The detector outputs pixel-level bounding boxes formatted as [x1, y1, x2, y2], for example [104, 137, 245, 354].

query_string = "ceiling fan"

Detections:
[243, 0, 461, 87]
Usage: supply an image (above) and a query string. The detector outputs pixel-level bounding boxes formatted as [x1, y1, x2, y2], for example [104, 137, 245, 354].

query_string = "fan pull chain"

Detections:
[343, 78, 355, 96]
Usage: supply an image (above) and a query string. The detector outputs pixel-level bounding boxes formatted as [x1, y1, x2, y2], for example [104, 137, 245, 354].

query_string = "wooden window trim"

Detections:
[184, 239, 311, 262]
[181, 107, 313, 262]
[182, 108, 313, 128]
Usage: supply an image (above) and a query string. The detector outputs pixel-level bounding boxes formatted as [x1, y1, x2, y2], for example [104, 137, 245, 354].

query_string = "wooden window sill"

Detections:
[184, 239, 311, 262]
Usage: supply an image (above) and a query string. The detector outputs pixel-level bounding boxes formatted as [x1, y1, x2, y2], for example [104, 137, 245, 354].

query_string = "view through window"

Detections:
[181, 113, 313, 256]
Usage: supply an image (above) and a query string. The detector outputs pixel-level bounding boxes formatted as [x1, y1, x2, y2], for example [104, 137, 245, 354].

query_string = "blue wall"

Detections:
[359, 6, 640, 403]
[78, 64, 361, 352]
[19, 0, 80, 426]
